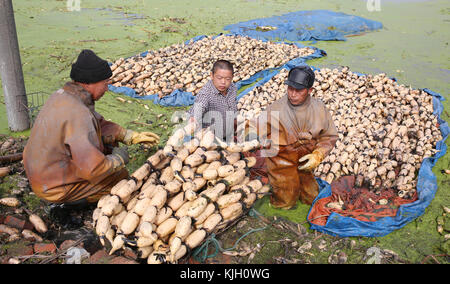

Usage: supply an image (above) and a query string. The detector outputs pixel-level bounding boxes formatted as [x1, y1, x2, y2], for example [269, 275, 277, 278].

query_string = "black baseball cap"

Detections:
[285, 66, 315, 90]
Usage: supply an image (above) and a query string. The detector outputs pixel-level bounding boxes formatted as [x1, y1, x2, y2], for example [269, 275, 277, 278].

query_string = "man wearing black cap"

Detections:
[248, 65, 338, 209]
[23, 49, 159, 204]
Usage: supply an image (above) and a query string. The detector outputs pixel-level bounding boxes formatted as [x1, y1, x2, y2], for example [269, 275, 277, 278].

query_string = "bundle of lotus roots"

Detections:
[109, 35, 315, 97]
[93, 126, 269, 264]
[237, 67, 443, 199]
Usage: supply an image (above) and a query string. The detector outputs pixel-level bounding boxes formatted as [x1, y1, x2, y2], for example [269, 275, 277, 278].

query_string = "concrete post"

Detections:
[0, 0, 30, 131]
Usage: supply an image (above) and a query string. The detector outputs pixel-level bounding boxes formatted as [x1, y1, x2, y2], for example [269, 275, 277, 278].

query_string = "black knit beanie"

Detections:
[70, 49, 112, 84]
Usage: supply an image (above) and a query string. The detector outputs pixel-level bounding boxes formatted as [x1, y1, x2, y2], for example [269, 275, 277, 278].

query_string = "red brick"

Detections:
[0, 256, 9, 264]
[89, 249, 113, 264]
[123, 247, 138, 260]
[3, 215, 33, 231]
[6, 242, 34, 257]
[59, 240, 82, 251]
[109, 256, 138, 264]
[186, 256, 202, 264]
[23, 245, 35, 255]
[222, 253, 233, 264]
[203, 252, 233, 264]
[34, 243, 57, 254]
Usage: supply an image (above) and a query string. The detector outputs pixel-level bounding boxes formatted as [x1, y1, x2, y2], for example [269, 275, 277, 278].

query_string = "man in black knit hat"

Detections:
[23, 49, 159, 204]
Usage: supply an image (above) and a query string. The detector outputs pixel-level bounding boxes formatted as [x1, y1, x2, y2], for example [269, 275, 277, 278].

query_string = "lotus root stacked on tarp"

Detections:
[108, 35, 315, 98]
[92, 125, 269, 264]
[237, 66, 442, 199]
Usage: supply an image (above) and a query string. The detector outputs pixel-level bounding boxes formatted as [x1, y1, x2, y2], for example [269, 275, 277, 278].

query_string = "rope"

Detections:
[192, 208, 273, 263]
[191, 233, 221, 262]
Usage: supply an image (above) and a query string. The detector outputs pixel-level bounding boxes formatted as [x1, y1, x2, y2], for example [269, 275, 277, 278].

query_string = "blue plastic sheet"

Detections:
[107, 85, 196, 107]
[224, 10, 383, 42]
[108, 34, 325, 107]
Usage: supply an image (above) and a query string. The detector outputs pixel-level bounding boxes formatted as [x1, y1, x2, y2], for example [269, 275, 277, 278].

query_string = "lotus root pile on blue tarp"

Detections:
[224, 10, 383, 42]
[108, 11, 381, 107]
[237, 63, 449, 237]
[308, 88, 449, 237]
[108, 34, 326, 107]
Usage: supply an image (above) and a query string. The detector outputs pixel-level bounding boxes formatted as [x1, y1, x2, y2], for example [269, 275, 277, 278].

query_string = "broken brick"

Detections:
[109, 256, 138, 264]
[3, 215, 33, 231]
[123, 247, 138, 260]
[34, 243, 57, 254]
[89, 249, 113, 264]
[59, 240, 82, 251]
[4, 242, 34, 257]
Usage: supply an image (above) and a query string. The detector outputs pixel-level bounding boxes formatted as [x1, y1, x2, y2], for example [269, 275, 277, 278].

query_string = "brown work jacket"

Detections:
[256, 95, 338, 207]
[23, 82, 127, 203]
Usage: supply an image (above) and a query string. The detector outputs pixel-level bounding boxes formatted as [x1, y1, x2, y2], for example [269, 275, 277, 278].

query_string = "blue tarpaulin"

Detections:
[224, 10, 383, 42]
[108, 34, 325, 107]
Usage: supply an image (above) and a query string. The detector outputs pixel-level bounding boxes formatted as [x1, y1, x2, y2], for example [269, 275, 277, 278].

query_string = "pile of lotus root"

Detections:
[93, 124, 269, 264]
[237, 66, 443, 199]
[108, 35, 315, 97]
